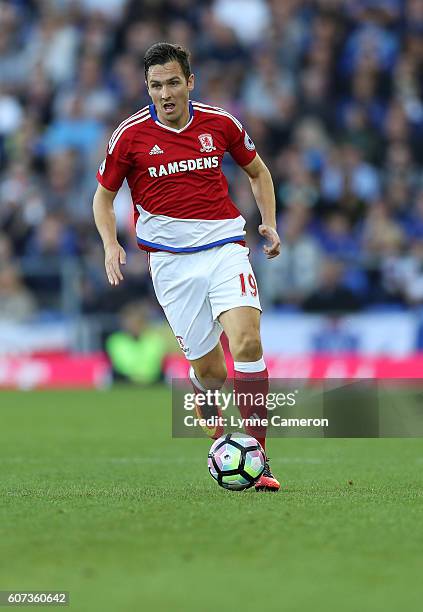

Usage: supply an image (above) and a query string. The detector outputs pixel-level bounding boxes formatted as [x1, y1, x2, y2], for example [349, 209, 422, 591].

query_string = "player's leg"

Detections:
[148, 250, 226, 438]
[218, 306, 267, 450]
[218, 305, 280, 491]
[218, 304, 262, 361]
[208, 243, 280, 491]
[189, 339, 227, 391]
[148, 250, 220, 362]
[212, 251, 268, 451]
[188, 340, 227, 439]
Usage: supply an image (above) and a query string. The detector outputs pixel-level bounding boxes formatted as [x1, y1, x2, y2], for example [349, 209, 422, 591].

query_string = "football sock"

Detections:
[234, 358, 268, 451]
[189, 366, 224, 415]
[188, 366, 226, 439]
[189, 366, 207, 393]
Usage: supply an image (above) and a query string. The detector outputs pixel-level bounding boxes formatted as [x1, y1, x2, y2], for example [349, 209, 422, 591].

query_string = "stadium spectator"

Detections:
[258, 205, 322, 308]
[54, 53, 117, 123]
[394, 239, 423, 305]
[105, 300, 169, 384]
[0, 3, 28, 89]
[0, 232, 13, 262]
[25, 11, 79, 86]
[0, 263, 37, 322]
[303, 257, 362, 313]
[41, 93, 104, 159]
[212, 0, 271, 44]
[24, 214, 78, 258]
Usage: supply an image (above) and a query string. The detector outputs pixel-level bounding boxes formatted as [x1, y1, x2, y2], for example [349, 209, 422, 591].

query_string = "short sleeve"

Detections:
[96, 130, 132, 192]
[225, 115, 257, 167]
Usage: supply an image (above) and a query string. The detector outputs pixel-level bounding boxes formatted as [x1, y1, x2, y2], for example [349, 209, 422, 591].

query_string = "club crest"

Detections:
[176, 336, 188, 353]
[198, 133, 216, 153]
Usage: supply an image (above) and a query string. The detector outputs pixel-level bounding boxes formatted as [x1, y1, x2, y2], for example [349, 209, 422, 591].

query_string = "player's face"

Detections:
[146, 61, 194, 129]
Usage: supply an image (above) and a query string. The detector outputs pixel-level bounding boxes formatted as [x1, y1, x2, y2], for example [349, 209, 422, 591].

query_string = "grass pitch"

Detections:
[0, 386, 422, 611]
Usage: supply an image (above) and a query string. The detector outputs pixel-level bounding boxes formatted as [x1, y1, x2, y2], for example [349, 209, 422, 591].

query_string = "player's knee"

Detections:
[231, 335, 262, 362]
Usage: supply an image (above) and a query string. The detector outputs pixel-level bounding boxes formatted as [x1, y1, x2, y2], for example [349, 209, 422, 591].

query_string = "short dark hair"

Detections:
[144, 42, 191, 82]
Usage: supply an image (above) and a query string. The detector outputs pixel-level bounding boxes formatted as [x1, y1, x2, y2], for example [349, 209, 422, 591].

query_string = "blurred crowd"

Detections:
[1, 0, 423, 323]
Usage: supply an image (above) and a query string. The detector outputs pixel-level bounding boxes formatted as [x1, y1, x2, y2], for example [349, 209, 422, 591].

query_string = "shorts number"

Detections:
[239, 273, 257, 297]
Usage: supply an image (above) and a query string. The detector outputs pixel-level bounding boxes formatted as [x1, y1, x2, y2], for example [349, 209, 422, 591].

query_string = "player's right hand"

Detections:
[104, 242, 126, 286]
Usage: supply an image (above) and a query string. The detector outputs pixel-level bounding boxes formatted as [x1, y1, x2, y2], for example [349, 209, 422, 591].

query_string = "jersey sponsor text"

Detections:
[148, 155, 219, 177]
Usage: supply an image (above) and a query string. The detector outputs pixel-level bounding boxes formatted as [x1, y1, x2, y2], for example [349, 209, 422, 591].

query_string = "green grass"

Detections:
[0, 387, 423, 611]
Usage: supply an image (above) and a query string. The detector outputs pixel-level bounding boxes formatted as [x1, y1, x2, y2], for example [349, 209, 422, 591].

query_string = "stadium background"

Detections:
[1, 0, 423, 385]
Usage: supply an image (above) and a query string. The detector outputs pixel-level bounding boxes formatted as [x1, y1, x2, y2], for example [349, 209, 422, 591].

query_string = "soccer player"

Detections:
[93, 43, 281, 491]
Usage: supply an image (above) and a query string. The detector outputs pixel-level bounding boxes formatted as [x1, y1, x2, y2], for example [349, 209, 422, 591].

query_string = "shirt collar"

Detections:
[149, 100, 194, 133]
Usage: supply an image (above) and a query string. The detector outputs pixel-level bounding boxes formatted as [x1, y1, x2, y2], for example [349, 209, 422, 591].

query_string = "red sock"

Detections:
[234, 367, 268, 451]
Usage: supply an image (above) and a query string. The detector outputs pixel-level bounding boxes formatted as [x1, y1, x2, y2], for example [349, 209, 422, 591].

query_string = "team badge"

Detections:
[198, 133, 216, 153]
[176, 336, 188, 353]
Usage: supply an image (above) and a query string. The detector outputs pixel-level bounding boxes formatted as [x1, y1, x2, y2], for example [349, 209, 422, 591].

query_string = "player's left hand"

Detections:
[258, 224, 281, 259]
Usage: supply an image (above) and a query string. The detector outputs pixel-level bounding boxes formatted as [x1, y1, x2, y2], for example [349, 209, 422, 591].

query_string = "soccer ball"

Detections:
[208, 433, 265, 491]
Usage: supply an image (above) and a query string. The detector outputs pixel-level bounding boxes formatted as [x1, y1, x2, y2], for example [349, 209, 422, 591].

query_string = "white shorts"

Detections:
[149, 242, 262, 360]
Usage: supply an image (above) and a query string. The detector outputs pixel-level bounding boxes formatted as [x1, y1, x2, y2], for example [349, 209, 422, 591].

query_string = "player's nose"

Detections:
[161, 86, 171, 100]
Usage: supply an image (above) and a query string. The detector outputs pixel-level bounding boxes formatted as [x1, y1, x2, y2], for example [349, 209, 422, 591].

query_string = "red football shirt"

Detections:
[97, 100, 257, 253]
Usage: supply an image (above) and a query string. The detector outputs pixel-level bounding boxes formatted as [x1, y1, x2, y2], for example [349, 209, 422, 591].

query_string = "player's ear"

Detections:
[187, 74, 194, 92]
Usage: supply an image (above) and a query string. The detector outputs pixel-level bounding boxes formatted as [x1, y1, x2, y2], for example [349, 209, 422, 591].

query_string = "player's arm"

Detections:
[93, 183, 126, 286]
[242, 154, 281, 259]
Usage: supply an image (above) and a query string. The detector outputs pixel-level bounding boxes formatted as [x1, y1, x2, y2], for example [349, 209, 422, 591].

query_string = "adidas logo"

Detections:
[149, 144, 164, 155]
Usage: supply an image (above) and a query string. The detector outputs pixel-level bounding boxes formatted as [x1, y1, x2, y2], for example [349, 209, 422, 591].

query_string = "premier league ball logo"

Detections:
[198, 133, 216, 153]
